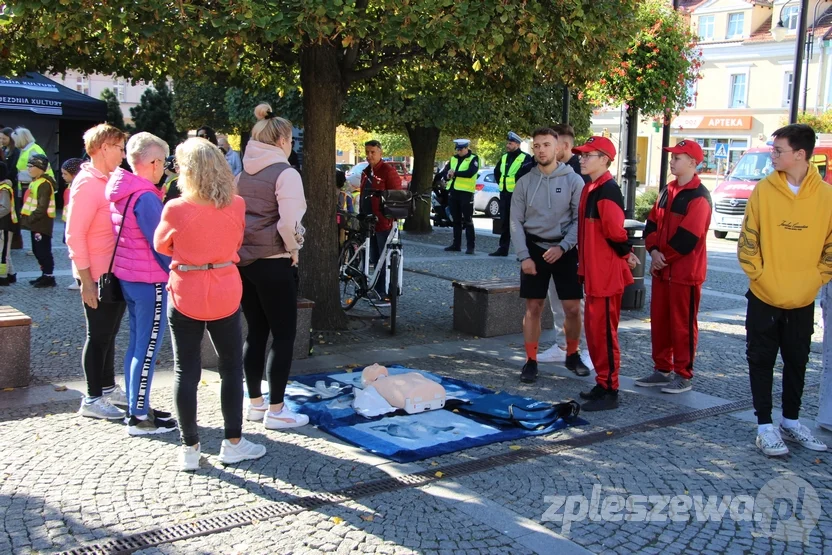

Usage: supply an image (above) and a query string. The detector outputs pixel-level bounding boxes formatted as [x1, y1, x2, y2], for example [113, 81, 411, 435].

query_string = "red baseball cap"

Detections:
[663, 139, 704, 164]
[572, 136, 616, 162]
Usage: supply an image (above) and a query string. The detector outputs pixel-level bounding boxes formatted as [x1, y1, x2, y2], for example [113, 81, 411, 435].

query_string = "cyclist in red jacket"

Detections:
[636, 140, 711, 394]
[572, 137, 639, 412]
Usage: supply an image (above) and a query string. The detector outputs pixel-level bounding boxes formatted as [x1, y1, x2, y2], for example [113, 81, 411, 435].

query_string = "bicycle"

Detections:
[337, 190, 426, 335]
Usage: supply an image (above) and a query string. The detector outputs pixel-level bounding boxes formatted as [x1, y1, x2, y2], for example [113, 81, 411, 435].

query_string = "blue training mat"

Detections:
[283, 366, 587, 463]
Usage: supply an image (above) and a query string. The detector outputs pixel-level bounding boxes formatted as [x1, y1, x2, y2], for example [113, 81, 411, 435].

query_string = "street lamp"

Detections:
[770, 0, 810, 123]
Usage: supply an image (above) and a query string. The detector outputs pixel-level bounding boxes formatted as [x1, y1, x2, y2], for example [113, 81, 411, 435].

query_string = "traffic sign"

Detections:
[714, 143, 729, 159]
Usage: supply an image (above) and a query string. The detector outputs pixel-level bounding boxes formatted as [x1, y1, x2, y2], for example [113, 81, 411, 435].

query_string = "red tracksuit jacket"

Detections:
[578, 171, 634, 296]
[360, 160, 402, 232]
[644, 175, 712, 285]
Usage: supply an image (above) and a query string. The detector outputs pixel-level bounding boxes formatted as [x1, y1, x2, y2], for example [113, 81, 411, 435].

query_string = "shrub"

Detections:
[635, 188, 658, 222]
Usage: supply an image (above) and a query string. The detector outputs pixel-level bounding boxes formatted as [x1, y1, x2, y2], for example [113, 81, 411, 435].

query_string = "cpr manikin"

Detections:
[356, 364, 446, 415]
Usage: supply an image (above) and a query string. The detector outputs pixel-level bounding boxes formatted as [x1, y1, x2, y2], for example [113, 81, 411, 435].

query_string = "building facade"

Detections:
[44, 70, 153, 124]
[591, 0, 832, 189]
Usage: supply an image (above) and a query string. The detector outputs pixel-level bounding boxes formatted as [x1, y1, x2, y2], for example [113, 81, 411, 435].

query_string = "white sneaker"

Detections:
[105, 384, 128, 408]
[78, 397, 125, 420]
[246, 398, 268, 422]
[538, 344, 566, 363]
[756, 427, 789, 457]
[579, 350, 594, 371]
[67, 282, 80, 290]
[264, 406, 310, 430]
[180, 444, 201, 471]
[779, 422, 828, 452]
[218, 437, 267, 464]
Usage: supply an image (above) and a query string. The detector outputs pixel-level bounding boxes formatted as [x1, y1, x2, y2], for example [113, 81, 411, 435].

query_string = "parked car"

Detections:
[709, 138, 832, 238]
[336, 163, 354, 173]
[387, 161, 412, 188]
[473, 168, 500, 217]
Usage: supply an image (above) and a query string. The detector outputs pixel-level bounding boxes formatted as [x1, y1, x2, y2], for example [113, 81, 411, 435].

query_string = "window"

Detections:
[698, 15, 715, 40]
[75, 76, 90, 95]
[698, 138, 750, 175]
[729, 73, 747, 108]
[783, 72, 794, 107]
[113, 79, 126, 102]
[726, 13, 745, 39]
[782, 6, 799, 31]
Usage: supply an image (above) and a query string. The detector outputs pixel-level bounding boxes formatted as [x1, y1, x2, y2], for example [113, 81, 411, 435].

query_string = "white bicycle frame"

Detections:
[345, 219, 404, 296]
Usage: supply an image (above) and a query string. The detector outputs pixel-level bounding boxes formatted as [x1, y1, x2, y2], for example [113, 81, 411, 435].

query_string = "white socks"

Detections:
[781, 417, 800, 430]
[758, 423, 774, 435]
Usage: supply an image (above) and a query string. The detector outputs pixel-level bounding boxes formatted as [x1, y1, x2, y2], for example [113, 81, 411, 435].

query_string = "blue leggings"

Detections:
[122, 281, 167, 417]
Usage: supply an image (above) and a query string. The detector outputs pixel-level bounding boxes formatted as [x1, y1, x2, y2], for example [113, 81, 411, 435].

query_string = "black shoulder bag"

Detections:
[98, 192, 135, 303]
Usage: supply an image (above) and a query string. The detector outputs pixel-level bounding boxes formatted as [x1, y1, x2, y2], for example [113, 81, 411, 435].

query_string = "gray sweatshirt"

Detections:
[510, 163, 584, 260]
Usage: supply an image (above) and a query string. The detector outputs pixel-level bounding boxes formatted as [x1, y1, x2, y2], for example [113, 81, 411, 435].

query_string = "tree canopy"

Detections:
[99, 88, 126, 131]
[129, 83, 186, 154]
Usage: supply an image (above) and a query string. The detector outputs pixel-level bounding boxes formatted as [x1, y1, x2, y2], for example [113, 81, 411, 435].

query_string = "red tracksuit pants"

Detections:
[650, 280, 701, 379]
[585, 294, 623, 391]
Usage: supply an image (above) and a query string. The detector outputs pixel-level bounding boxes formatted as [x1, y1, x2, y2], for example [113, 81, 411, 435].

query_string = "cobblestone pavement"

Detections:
[1, 223, 830, 554]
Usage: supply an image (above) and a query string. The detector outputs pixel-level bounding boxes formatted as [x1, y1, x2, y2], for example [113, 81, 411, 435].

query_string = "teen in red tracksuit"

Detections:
[572, 137, 639, 412]
[636, 140, 712, 394]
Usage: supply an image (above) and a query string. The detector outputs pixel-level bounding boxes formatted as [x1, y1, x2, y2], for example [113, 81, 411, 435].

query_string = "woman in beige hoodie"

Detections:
[236, 103, 309, 431]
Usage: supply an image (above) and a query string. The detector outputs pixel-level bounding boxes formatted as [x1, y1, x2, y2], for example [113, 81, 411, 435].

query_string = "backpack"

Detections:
[453, 392, 580, 433]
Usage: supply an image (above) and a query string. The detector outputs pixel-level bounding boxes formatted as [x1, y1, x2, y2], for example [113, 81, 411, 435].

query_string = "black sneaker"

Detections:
[150, 408, 174, 421]
[582, 390, 619, 412]
[126, 415, 177, 436]
[565, 352, 590, 377]
[488, 250, 508, 257]
[0, 277, 8, 286]
[579, 384, 607, 401]
[33, 276, 56, 288]
[29, 275, 45, 285]
[465, 247, 475, 255]
[444, 245, 461, 252]
[520, 360, 539, 383]
[7, 273, 16, 283]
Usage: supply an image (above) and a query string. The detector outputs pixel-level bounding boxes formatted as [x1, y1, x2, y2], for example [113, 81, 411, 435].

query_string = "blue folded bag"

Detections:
[455, 392, 580, 433]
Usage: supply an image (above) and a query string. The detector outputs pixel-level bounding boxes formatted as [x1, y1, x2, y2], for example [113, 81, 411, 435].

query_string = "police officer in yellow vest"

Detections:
[437, 139, 479, 254]
[20, 154, 57, 288]
[490, 131, 532, 256]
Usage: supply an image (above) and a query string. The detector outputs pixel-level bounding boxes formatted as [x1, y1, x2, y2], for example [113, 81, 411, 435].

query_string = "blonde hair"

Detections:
[175, 138, 235, 208]
[126, 132, 169, 168]
[12, 127, 35, 150]
[251, 103, 293, 146]
[83, 124, 126, 155]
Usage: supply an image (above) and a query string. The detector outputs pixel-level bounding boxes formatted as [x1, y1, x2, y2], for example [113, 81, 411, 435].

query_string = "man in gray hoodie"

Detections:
[511, 127, 589, 384]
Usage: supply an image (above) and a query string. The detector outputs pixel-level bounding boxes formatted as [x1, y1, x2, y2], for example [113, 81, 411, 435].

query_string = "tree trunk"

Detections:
[622, 105, 639, 220]
[298, 44, 348, 330]
[403, 124, 440, 233]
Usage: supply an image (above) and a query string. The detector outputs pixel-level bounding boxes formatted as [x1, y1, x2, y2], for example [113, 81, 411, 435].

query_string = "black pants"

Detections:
[746, 291, 814, 425]
[498, 190, 512, 252]
[82, 299, 126, 398]
[31, 232, 53, 275]
[239, 258, 298, 405]
[370, 228, 391, 295]
[449, 189, 475, 249]
[169, 305, 244, 447]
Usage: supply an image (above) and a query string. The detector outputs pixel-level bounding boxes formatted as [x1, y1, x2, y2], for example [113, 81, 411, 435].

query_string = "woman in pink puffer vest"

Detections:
[105, 132, 176, 437]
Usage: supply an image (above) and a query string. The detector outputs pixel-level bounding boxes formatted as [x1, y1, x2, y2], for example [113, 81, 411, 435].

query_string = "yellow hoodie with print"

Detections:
[738, 164, 832, 309]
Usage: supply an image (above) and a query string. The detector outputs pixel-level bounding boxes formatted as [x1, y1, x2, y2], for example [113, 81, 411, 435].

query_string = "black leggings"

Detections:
[82, 299, 126, 398]
[239, 258, 298, 404]
[169, 305, 244, 446]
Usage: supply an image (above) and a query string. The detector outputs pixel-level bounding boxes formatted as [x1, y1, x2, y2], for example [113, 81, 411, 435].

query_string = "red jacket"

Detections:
[644, 175, 712, 285]
[578, 171, 633, 297]
[360, 161, 402, 232]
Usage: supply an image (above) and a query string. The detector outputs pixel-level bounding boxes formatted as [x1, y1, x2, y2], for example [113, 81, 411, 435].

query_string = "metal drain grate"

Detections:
[58, 398, 754, 554]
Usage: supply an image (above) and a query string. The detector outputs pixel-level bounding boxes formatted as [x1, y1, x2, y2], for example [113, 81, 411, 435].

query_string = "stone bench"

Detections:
[200, 298, 315, 369]
[0, 306, 32, 388]
[452, 278, 553, 337]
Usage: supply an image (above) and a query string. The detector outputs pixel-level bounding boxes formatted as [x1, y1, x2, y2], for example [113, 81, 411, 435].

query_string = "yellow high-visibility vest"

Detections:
[0, 182, 18, 224]
[498, 151, 529, 192]
[448, 154, 477, 193]
[16, 143, 53, 191]
[20, 177, 56, 219]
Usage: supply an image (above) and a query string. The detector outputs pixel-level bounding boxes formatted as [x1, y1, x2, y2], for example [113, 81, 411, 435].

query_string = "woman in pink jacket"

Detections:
[105, 132, 176, 437]
[66, 124, 130, 420]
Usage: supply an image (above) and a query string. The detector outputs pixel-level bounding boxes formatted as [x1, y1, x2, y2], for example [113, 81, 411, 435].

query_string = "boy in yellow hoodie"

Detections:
[739, 123, 832, 457]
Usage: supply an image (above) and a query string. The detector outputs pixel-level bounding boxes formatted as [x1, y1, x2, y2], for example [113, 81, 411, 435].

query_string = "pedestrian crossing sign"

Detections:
[714, 143, 728, 159]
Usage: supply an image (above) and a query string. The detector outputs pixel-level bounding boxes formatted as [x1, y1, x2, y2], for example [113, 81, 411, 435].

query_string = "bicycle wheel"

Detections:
[389, 251, 400, 335]
[339, 241, 363, 311]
